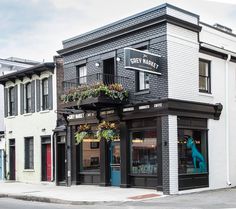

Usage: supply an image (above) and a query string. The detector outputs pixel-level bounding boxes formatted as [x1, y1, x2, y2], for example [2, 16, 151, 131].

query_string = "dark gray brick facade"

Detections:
[63, 23, 168, 101]
[161, 116, 170, 194]
[58, 3, 202, 193]
[62, 6, 166, 48]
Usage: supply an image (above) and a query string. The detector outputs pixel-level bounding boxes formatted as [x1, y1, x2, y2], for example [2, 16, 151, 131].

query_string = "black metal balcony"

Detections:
[62, 73, 129, 93]
[61, 73, 130, 110]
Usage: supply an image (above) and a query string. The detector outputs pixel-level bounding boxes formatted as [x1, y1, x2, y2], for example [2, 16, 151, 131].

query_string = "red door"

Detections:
[46, 144, 51, 181]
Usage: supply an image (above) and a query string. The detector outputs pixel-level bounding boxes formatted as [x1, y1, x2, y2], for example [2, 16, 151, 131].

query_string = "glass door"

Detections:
[110, 141, 120, 186]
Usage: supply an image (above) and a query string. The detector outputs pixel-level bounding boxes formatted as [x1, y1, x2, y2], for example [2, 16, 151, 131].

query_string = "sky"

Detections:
[0, 0, 236, 62]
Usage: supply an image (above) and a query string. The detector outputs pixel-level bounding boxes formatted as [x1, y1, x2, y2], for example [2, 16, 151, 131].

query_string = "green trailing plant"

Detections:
[61, 83, 128, 105]
[75, 124, 94, 144]
[96, 121, 119, 141]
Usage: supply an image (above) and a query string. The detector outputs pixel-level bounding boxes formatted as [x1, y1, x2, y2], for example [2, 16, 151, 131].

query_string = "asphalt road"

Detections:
[1, 188, 236, 209]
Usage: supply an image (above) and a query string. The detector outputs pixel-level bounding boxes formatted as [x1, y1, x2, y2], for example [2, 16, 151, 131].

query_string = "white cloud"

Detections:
[48, 0, 89, 9]
[0, 0, 235, 62]
[206, 0, 236, 4]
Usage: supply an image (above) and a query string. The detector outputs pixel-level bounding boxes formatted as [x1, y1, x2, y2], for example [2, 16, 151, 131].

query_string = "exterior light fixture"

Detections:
[116, 57, 121, 62]
[41, 128, 46, 132]
[95, 62, 100, 67]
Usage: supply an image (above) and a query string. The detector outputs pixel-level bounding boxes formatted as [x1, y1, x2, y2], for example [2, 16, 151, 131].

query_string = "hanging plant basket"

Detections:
[75, 124, 95, 144]
[96, 121, 119, 141]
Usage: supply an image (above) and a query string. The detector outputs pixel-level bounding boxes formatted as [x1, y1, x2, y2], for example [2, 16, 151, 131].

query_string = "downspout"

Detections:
[225, 54, 231, 186]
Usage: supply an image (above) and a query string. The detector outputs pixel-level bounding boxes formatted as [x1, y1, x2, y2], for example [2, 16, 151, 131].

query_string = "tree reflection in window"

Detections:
[131, 130, 157, 175]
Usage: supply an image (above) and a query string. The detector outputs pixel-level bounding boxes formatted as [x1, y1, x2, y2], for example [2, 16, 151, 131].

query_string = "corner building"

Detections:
[56, 3, 236, 194]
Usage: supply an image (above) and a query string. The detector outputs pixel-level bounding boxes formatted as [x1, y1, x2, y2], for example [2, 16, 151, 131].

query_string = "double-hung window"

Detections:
[25, 83, 31, 113]
[137, 72, 150, 91]
[199, 59, 211, 93]
[25, 137, 34, 169]
[136, 47, 150, 92]
[42, 78, 49, 110]
[77, 65, 87, 85]
[9, 87, 15, 116]
[36, 76, 52, 112]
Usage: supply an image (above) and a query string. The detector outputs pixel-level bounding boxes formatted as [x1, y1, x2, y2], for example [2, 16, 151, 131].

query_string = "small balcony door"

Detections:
[103, 58, 115, 85]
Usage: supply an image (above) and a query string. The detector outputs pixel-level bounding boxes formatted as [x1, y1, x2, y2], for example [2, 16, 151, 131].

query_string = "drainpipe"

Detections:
[225, 54, 231, 186]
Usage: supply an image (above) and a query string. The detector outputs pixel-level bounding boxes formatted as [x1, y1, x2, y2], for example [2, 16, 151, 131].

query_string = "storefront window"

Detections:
[82, 141, 100, 172]
[131, 130, 157, 175]
[178, 129, 208, 175]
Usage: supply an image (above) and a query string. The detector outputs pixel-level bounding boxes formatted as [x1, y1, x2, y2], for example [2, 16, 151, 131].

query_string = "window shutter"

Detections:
[20, 84, 24, 115]
[36, 79, 41, 112]
[31, 80, 35, 113]
[4, 88, 8, 117]
[48, 75, 53, 110]
[14, 85, 18, 116]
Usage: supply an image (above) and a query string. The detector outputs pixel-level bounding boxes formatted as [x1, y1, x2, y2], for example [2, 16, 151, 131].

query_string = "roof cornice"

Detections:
[0, 62, 54, 85]
[58, 14, 201, 56]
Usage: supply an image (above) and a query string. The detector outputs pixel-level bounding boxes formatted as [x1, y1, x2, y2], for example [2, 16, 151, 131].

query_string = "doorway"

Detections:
[110, 141, 121, 186]
[41, 137, 52, 181]
[9, 139, 15, 180]
[103, 58, 115, 84]
[57, 142, 66, 184]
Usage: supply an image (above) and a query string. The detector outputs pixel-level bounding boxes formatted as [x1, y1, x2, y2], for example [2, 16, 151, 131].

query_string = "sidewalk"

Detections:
[0, 182, 163, 204]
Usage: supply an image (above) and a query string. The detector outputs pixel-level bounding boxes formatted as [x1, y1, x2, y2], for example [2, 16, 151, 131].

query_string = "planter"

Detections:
[61, 83, 128, 110]
[96, 121, 119, 141]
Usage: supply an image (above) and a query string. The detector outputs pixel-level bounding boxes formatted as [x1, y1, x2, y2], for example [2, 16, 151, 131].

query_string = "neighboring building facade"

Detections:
[0, 133, 5, 181]
[0, 57, 63, 183]
[0, 57, 38, 180]
[56, 3, 236, 195]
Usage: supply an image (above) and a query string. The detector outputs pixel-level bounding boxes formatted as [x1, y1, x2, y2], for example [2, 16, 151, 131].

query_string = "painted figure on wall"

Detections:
[186, 136, 206, 173]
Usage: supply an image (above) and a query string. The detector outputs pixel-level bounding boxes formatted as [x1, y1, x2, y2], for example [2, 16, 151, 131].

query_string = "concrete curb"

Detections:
[0, 193, 131, 205]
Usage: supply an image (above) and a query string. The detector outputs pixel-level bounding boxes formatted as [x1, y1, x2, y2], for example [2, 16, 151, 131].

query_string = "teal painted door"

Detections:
[0, 150, 3, 180]
[110, 141, 121, 186]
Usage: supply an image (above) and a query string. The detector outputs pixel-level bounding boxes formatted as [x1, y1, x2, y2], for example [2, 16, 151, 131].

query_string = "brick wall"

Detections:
[63, 7, 166, 48]
[168, 115, 178, 194]
[54, 55, 65, 124]
[161, 115, 169, 194]
[63, 23, 168, 102]
[167, 23, 199, 101]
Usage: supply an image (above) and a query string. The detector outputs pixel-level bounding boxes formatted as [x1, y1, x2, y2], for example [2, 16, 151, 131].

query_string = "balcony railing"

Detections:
[62, 73, 130, 93]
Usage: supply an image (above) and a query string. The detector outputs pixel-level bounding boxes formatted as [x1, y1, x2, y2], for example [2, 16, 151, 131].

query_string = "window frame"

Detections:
[24, 137, 34, 170]
[90, 142, 99, 149]
[81, 140, 100, 172]
[42, 78, 49, 110]
[178, 128, 209, 176]
[136, 71, 150, 92]
[25, 82, 31, 113]
[130, 129, 158, 175]
[77, 65, 87, 85]
[199, 59, 211, 94]
[134, 46, 150, 92]
[9, 87, 15, 116]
